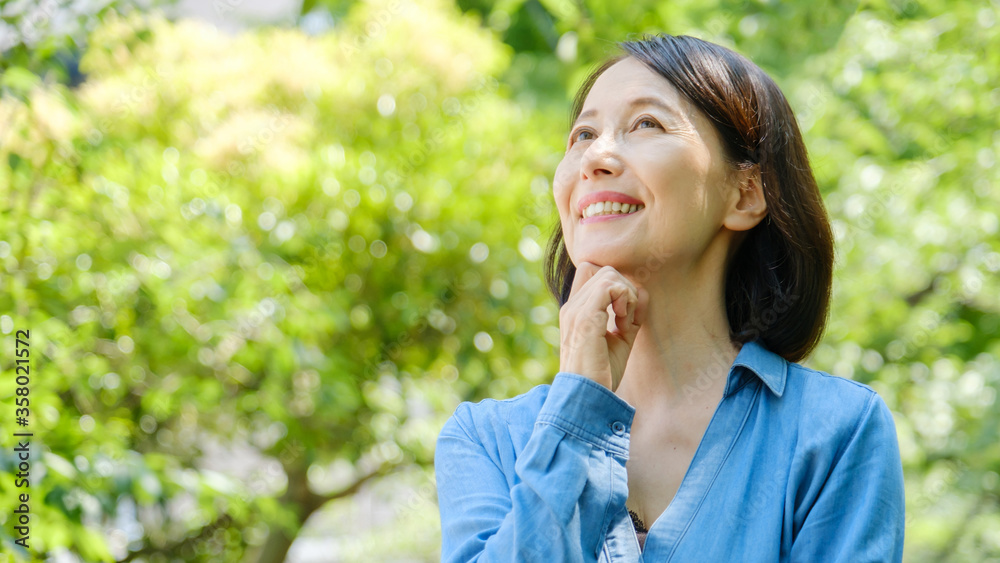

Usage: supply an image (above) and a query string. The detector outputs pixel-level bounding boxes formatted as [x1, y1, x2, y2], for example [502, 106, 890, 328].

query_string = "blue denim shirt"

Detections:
[435, 340, 905, 562]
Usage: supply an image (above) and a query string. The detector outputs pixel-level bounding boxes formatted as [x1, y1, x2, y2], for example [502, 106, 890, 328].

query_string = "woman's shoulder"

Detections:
[785, 360, 884, 412]
[439, 382, 553, 445]
[781, 359, 896, 451]
[740, 339, 887, 422]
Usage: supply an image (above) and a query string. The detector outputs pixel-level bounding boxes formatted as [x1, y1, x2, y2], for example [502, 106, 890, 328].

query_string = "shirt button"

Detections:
[611, 421, 626, 436]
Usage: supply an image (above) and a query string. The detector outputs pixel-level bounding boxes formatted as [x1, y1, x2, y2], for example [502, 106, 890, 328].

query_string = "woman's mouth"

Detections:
[582, 201, 646, 218]
[581, 201, 646, 222]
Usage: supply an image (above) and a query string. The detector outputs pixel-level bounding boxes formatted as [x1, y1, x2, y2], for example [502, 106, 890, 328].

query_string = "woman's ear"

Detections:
[723, 165, 767, 232]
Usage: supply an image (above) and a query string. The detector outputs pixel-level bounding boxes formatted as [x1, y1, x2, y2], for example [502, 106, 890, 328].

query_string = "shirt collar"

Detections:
[724, 339, 788, 398]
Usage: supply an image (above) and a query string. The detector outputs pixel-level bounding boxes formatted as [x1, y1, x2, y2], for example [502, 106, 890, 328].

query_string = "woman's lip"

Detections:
[580, 207, 644, 224]
[577, 191, 645, 216]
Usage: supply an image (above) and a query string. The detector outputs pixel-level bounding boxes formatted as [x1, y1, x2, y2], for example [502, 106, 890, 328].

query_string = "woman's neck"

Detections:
[612, 265, 740, 411]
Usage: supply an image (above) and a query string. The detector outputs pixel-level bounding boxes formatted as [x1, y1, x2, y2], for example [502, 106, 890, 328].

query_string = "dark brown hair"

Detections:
[544, 33, 834, 363]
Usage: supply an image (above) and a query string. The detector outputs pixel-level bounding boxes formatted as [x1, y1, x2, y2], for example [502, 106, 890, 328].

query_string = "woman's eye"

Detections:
[571, 129, 594, 143]
[635, 118, 659, 130]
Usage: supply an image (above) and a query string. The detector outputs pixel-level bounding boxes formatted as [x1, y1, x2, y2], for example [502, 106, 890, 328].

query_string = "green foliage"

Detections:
[0, 0, 168, 89]
[1, 0, 999, 561]
[2, 1, 560, 559]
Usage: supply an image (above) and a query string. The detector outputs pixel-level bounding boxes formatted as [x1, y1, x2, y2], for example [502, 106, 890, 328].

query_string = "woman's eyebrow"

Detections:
[573, 96, 680, 127]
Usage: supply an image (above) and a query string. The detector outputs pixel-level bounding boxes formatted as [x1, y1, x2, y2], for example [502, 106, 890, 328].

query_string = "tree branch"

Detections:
[329, 461, 401, 501]
[905, 275, 939, 307]
[930, 494, 991, 563]
[242, 460, 404, 563]
[121, 513, 233, 562]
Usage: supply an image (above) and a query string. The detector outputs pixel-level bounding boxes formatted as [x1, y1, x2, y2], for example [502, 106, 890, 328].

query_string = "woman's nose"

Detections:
[580, 132, 623, 180]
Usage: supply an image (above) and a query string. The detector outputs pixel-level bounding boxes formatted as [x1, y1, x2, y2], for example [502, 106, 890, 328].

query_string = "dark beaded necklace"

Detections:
[628, 509, 648, 533]
[629, 508, 649, 552]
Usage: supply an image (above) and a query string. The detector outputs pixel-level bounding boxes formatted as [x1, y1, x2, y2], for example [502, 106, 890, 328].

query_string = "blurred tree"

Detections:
[304, 0, 861, 119]
[2, 0, 563, 560]
[1, 0, 999, 561]
[0, 0, 175, 90]
[803, 4, 1000, 558]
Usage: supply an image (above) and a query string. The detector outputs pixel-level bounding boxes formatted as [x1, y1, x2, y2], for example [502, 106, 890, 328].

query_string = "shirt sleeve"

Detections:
[790, 392, 906, 562]
[435, 372, 635, 563]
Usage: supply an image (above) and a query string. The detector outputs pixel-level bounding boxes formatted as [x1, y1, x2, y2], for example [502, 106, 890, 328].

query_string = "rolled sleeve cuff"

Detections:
[536, 372, 637, 458]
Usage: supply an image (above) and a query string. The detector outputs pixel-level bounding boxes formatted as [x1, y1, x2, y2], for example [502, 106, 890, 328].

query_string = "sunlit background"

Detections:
[1, 0, 998, 561]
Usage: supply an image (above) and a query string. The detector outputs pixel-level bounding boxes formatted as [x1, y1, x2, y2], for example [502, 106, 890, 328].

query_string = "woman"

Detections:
[435, 33, 905, 562]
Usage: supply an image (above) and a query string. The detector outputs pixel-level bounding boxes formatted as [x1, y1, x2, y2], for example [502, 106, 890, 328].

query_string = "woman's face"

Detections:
[553, 57, 740, 278]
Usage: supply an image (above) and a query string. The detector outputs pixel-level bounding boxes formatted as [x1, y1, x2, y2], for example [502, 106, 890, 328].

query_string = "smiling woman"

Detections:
[435, 33, 905, 562]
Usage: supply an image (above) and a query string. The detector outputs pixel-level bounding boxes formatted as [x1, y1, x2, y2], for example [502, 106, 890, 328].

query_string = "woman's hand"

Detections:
[558, 262, 648, 392]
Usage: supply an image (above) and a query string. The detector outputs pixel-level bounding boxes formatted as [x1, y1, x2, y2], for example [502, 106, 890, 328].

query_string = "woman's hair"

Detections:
[544, 33, 834, 363]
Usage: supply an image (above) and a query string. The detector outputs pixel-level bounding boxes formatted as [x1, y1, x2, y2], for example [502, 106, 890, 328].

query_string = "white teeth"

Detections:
[582, 201, 645, 219]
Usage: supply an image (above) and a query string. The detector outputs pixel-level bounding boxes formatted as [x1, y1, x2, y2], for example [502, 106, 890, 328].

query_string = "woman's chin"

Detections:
[571, 252, 639, 272]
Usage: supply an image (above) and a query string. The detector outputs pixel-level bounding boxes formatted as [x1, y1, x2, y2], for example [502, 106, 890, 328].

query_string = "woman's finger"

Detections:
[609, 282, 634, 318]
[610, 284, 637, 333]
[569, 261, 601, 301]
[632, 286, 649, 327]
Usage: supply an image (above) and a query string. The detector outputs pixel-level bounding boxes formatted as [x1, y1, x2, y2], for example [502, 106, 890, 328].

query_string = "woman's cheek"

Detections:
[553, 154, 577, 197]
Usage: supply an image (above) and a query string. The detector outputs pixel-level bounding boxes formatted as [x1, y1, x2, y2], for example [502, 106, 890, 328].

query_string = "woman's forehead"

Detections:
[578, 59, 692, 121]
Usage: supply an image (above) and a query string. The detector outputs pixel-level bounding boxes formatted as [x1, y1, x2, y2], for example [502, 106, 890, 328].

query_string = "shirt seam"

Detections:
[792, 364, 879, 393]
[552, 372, 637, 413]
[444, 404, 509, 477]
[598, 452, 614, 558]
[830, 390, 878, 468]
[787, 389, 880, 547]
[727, 373, 752, 396]
[535, 414, 628, 457]
[666, 379, 761, 559]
